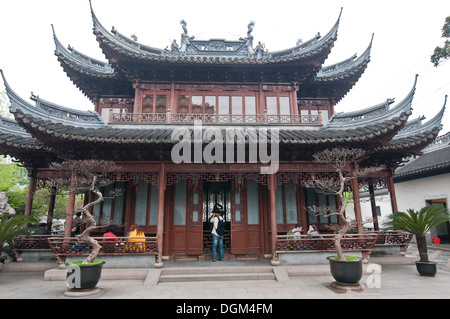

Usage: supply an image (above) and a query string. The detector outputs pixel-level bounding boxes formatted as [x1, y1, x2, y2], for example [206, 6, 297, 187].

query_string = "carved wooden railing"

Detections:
[111, 112, 322, 125]
[275, 233, 378, 259]
[368, 230, 413, 254]
[8, 235, 55, 261]
[47, 236, 158, 265]
[10, 235, 53, 250]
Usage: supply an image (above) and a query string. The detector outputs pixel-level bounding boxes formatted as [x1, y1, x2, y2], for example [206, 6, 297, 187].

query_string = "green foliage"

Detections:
[30, 188, 72, 220]
[0, 161, 28, 192]
[431, 16, 450, 67]
[0, 214, 36, 254]
[384, 205, 449, 262]
[329, 256, 361, 261]
[383, 205, 450, 235]
[5, 186, 28, 215]
[67, 260, 104, 266]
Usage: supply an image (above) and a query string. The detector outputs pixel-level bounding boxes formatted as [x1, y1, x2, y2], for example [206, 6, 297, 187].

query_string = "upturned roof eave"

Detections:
[394, 95, 447, 139]
[91, 2, 340, 68]
[315, 33, 373, 82]
[53, 24, 115, 77]
[325, 74, 418, 130]
[11, 107, 408, 148]
[1, 70, 106, 130]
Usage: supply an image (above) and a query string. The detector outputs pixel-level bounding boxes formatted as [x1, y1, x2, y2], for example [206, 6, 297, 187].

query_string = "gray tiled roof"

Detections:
[91, 3, 341, 65]
[395, 132, 450, 181]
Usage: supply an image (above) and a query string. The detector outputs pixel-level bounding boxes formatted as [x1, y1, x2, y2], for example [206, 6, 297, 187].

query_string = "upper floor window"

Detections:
[178, 95, 218, 114]
[143, 94, 167, 113]
[267, 96, 290, 116]
[177, 93, 257, 120]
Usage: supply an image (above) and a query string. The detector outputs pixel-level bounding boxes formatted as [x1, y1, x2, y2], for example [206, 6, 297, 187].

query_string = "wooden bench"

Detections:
[47, 236, 158, 265]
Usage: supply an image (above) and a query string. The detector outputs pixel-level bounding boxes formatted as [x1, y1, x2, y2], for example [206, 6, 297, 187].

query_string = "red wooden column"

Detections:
[268, 173, 279, 265]
[387, 169, 398, 214]
[155, 163, 166, 267]
[351, 177, 364, 234]
[63, 172, 78, 238]
[24, 169, 36, 217]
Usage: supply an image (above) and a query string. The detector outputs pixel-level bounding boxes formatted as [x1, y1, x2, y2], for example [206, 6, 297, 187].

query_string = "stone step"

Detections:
[159, 271, 276, 283]
[161, 266, 273, 275]
[159, 266, 276, 282]
[2, 262, 57, 272]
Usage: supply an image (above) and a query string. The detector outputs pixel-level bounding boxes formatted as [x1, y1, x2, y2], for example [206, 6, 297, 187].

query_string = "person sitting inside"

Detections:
[34, 223, 51, 235]
[286, 224, 302, 249]
[103, 224, 120, 242]
[289, 224, 303, 239]
[124, 224, 146, 252]
[307, 225, 322, 238]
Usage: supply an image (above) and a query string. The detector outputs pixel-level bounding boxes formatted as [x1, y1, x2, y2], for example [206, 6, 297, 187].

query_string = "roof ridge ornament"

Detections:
[179, 19, 195, 53]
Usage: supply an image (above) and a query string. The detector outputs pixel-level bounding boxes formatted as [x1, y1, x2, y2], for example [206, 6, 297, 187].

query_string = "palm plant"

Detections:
[0, 214, 34, 256]
[383, 205, 450, 262]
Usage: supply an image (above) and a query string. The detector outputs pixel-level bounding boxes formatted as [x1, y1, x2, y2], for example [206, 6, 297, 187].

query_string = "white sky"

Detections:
[1, 0, 449, 132]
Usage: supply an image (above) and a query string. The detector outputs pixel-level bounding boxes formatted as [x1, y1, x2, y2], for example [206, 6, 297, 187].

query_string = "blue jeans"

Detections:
[212, 233, 223, 261]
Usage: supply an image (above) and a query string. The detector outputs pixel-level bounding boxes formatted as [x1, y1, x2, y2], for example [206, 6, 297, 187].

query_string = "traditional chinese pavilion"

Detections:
[0, 3, 446, 266]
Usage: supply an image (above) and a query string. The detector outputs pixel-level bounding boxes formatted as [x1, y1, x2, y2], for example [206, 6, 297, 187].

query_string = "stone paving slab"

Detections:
[1, 244, 449, 301]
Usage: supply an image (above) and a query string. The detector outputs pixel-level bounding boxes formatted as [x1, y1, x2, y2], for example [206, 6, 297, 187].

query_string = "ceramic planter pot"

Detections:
[327, 256, 363, 284]
[416, 261, 437, 277]
[66, 261, 105, 290]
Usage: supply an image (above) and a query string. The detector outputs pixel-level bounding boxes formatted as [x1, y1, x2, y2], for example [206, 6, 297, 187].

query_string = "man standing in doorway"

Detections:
[210, 204, 224, 262]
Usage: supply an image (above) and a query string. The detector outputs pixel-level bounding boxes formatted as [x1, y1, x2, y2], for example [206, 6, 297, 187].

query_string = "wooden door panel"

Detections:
[187, 180, 203, 255]
[231, 230, 247, 254]
[231, 184, 247, 254]
[247, 225, 261, 254]
[172, 229, 187, 254]
[187, 230, 203, 254]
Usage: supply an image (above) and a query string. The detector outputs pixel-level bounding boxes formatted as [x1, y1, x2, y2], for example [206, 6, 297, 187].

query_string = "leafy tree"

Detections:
[0, 161, 28, 192]
[0, 161, 28, 215]
[431, 16, 450, 67]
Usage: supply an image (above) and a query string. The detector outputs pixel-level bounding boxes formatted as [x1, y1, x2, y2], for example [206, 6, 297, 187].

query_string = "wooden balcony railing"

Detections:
[110, 112, 322, 125]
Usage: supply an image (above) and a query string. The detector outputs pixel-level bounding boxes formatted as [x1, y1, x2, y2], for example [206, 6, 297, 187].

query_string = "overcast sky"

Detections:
[1, 0, 449, 132]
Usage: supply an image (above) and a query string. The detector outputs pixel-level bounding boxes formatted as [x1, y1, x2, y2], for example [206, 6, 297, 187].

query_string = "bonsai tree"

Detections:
[303, 148, 382, 261]
[0, 214, 35, 257]
[47, 159, 119, 264]
[383, 205, 450, 263]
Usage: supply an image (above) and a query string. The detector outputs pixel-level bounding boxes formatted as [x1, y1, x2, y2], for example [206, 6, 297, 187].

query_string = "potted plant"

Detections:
[303, 148, 382, 285]
[0, 214, 35, 270]
[47, 160, 119, 290]
[383, 205, 450, 277]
